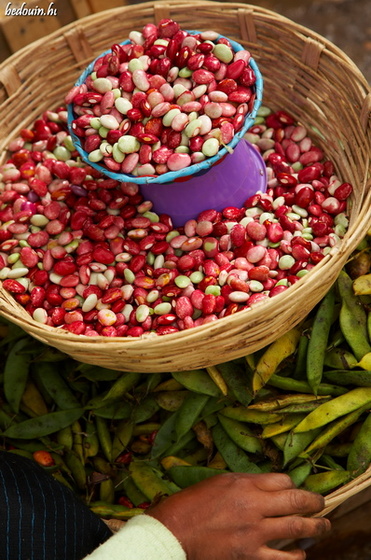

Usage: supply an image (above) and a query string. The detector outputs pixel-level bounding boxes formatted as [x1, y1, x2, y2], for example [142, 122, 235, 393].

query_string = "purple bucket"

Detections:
[140, 139, 267, 227]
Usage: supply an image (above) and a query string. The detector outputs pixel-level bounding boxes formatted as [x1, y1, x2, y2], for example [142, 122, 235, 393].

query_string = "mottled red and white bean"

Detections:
[67, 19, 257, 177]
[0, 104, 352, 337]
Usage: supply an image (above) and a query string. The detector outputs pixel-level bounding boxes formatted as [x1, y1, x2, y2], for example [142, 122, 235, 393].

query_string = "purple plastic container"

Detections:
[140, 139, 267, 227]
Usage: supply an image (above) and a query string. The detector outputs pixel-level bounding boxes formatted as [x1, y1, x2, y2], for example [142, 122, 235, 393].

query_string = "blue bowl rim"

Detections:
[67, 31, 264, 185]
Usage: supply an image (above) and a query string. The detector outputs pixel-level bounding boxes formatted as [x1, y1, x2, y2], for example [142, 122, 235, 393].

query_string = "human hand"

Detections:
[146, 472, 330, 560]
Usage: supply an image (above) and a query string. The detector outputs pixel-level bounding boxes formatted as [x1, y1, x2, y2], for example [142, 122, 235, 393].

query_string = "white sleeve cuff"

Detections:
[84, 514, 187, 560]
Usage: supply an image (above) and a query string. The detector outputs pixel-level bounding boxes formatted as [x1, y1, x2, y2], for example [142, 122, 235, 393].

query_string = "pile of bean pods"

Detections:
[0, 102, 353, 337]
[2, 237, 371, 520]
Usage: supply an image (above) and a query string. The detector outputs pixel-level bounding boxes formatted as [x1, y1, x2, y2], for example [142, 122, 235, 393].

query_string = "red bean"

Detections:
[0, 103, 354, 337]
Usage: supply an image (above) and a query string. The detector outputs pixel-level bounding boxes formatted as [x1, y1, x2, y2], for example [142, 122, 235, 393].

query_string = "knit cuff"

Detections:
[84, 513, 187, 560]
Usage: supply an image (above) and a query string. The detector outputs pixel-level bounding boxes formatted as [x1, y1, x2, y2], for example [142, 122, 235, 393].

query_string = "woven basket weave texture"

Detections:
[0, 1, 370, 375]
[0, 0, 371, 520]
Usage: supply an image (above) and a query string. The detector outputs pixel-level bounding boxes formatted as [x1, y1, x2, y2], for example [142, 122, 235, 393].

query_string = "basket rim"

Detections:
[0, 0, 369, 91]
[66, 32, 264, 184]
[0, 0, 370, 370]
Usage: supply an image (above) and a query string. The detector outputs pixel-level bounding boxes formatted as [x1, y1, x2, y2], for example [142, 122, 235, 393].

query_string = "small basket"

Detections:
[67, 33, 264, 185]
[66, 30, 266, 226]
[0, 0, 370, 375]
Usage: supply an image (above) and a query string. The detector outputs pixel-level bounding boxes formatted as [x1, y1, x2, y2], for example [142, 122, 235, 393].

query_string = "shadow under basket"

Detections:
[0, 0, 370, 375]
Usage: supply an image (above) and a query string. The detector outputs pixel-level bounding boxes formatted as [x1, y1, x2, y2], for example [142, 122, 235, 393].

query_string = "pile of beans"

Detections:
[0, 102, 352, 337]
[67, 19, 257, 176]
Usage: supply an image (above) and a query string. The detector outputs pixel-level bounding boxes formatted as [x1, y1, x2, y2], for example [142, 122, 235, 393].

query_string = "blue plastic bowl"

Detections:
[67, 32, 264, 186]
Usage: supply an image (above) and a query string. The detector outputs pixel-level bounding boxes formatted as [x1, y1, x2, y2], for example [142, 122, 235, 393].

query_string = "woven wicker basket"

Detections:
[0, 0, 371, 375]
[1, 0, 371, 522]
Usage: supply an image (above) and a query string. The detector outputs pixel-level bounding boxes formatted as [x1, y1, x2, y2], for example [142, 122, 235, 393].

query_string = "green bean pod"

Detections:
[172, 369, 224, 397]
[283, 428, 321, 466]
[154, 390, 189, 411]
[132, 423, 162, 436]
[83, 419, 100, 459]
[271, 433, 288, 451]
[4, 337, 30, 413]
[31, 362, 81, 410]
[347, 411, 371, 475]
[323, 348, 358, 369]
[99, 478, 115, 504]
[261, 414, 306, 439]
[95, 416, 113, 463]
[86, 372, 142, 409]
[168, 465, 228, 488]
[2, 408, 84, 439]
[292, 332, 310, 380]
[268, 374, 346, 396]
[323, 369, 371, 387]
[129, 461, 176, 501]
[306, 288, 335, 394]
[115, 469, 148, 507]
[175, 392, 210, 441]
[111, 419, 134, 461]
[131, 395, 160, 424]
[64, 449, 87, 491]
[276, 400, 332, 414]
[303, 470, 352, 495]
[92, 401, 132, 420]
[150, 411, 178, 459]
[212, 423, 262, 473]
[220, 406, 283, 424]
[93, 456, 114, 476]
[52, 471, 74, 491]
[215, 361, 253, 406]
[162, 432, 195, 459]
[217, 414, 263, 454]
[248, 393, 330, 412]
[320, 454, 345, 471]
[0, 408, 15, 431]
[337, 270, 371, 361]
[89, 502, 144, 520]
[56, 425, 73, 450]
[288, 462, 312, 488]
[71, 420, 85, 463]
[251, 328, 301, 393]
[324, 442, 352, 457]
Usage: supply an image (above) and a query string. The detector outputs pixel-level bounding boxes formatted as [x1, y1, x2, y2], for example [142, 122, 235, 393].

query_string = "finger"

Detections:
[255, 545, 306, 560]
[249, 473, 296, 492]
[260, 488, 325, 517]
[261, 515, 331, 542]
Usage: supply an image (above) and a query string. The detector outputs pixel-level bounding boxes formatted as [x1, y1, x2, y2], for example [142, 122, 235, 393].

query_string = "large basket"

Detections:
[1, 0, 371, 522]
[0, 0, 371, 374]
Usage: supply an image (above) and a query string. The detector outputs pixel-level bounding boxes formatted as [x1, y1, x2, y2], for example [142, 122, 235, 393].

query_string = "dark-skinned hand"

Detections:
[147, 472, 330, 560]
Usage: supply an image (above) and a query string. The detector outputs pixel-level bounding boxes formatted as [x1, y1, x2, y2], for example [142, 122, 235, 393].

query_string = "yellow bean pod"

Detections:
[206, 366, 229, 396]
[248, 393, 329, 412]
[261, 414, 306, 439]
[220, 406, 283, 424]
[251, 328, 301, 393]
[353, 273, 371, 295]
[20, 380, 48, 416]
[293, 387, 371, 433]
[303, 470, 352, 494]
[129, 461, 174, 501]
